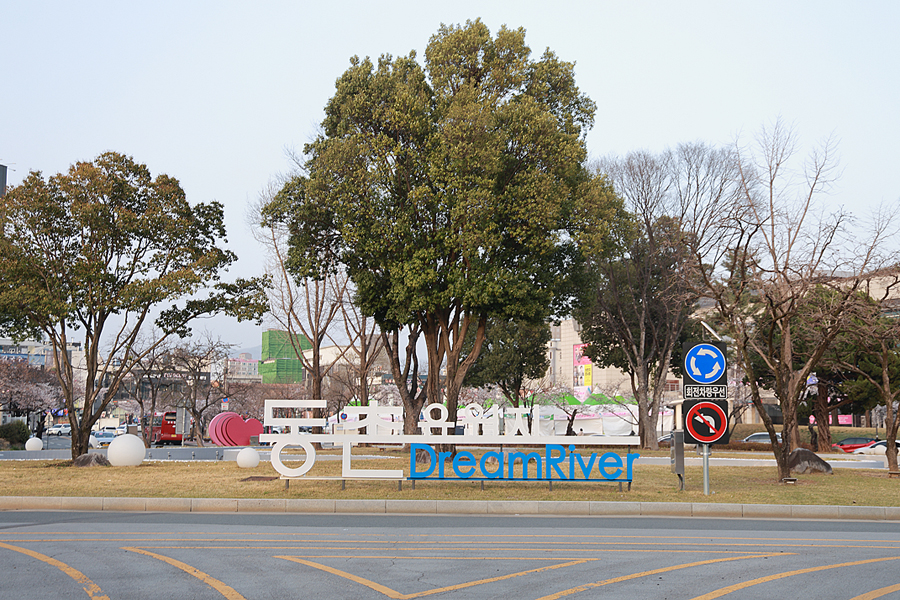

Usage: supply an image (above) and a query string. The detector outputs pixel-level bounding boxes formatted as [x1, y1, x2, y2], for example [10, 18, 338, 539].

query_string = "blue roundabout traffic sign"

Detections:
[683, 342, 727, 385]
[682, 341, 727, 400]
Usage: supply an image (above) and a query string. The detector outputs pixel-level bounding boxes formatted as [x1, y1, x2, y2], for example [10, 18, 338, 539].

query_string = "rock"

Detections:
[788, 448, 832, 475]
[72, 453, 111, 467]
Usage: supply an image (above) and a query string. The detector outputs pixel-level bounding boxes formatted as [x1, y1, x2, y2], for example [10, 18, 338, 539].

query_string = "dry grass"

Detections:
[2, 445, 897, 506]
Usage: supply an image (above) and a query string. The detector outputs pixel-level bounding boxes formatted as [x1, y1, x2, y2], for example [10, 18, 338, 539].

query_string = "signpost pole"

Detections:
[682, 341, 729, 497]
[702, 443, 710, 495]
[670, 429, 684, 491]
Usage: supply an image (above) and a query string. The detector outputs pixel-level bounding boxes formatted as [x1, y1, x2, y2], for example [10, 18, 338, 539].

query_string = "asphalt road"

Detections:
[41, 434, 72, 449]
[1, 511, 899, 600]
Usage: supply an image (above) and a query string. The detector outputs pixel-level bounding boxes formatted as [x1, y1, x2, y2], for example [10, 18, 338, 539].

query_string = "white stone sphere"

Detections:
[25, 437, 43, 451]
[236, 447, 260, 469]
[107, 434, 146, 466]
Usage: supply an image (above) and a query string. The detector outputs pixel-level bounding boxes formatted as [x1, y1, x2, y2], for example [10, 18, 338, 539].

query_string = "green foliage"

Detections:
[270, 20, 608, 322]
[0, 152, 268, 458]
[463, 318, 551, 406]
[576, 213, 696, 382]
[828, 291, 900, 415]
[0, 420, 30, 445]
[267, 20, 617, 416]
[748, 285, 876, 414]
[0, 152, 267, 340]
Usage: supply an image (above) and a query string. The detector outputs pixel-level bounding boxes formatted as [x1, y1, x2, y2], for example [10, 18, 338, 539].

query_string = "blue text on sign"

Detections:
[409, 444, 639, 481]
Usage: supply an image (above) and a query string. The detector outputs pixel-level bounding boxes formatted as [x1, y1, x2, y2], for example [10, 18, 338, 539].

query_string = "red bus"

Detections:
[150, 411, 183, 445]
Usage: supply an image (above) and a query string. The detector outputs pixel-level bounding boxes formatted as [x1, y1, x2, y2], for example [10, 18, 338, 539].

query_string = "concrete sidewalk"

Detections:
[1, 496, 898, 520]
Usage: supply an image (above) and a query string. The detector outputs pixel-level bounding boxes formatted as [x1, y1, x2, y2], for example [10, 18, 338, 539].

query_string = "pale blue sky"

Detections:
[3, 1, 898, 351]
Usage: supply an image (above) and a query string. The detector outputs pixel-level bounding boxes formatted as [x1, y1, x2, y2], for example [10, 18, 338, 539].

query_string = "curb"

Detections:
[1, 496, 898, 520]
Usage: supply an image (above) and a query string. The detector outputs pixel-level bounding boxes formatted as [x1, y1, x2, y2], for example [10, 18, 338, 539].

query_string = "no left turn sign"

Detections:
[683, 400, 730, 445]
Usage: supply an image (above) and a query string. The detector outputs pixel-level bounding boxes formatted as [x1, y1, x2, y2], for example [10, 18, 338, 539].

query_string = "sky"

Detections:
[3, 1, 899, 355]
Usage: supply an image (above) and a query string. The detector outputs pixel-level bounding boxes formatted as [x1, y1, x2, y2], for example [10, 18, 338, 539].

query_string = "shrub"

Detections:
[0, 420, 30, 445]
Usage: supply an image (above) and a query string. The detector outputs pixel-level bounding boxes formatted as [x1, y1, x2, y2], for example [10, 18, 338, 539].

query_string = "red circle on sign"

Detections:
[685, 401, 728, 444]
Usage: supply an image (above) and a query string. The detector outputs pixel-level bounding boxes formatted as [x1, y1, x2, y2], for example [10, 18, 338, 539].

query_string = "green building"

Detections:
[259, 329, 311, 384]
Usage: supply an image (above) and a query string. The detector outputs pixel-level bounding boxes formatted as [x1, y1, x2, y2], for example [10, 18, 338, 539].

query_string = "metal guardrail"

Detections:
[0, 447, 234, 461]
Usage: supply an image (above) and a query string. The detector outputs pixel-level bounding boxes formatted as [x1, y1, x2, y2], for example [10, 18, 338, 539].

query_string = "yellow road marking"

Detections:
[3, 531, 896, 546]
[122, 546, 247, 600]
[409, 533, 900, 544]
[689, 556, 900, 600]
[0, 533, 900, 552]
[0, 531, 340, 536]
[278, 555, 591, 599]
[112, 545, 768, 555]
[849, 583, 900, 600]
[242, 554, 594, 560]
[5, 538, 897, 551]
[534, 554, 781, 600]
[281, 557, 400, 598]
[0, 541, 110, 599]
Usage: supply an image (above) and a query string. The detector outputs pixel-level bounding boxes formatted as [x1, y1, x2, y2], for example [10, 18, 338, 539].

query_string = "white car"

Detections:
[47, 423, 71, 436]
[741, 432, 782, 444]
[91, 431, 117, 447]
[853, 440, 900, 455]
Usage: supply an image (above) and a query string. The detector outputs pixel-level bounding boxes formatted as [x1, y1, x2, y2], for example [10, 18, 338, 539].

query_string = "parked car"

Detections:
[91, 431, 117, 447]
[47, 423, 71, 436]
[831, 437, 877, 453]
[741, 432, 782, 444]
[853, 440, 900, 455]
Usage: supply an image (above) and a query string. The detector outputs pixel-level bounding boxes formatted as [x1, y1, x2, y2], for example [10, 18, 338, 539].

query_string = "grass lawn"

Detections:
[1, 444, 897, 507]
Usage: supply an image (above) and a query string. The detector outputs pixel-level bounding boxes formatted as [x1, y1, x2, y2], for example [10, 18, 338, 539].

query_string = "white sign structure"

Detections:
[261, 399, 640, 480]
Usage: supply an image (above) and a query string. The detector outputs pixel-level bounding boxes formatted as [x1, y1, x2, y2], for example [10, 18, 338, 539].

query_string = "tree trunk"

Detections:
[638, 408, 658, 450]
[747, 378, 790, 480]
[71, 421, 90, 457]
[423, 317, 456, 454]
[381, 328, 427, 437]
[403, 396, 427, 436]
[631, 363, 654, 449]
[884, 391, 899, 472]
[565, 411, 577, 436]
[813, 382, 832, 452]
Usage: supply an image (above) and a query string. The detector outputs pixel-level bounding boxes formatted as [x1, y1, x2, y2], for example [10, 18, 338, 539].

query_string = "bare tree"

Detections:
[320, 360, 359, 418]
[679, 121, 898, 480]
[829, 274, 900, 471]
[242, 381, 308, 429]
[166, 333, 235, 446]
[119, 332, 177, 447]
[336, 277, 386, 407]
[371, 383, 402, 407]
[0, 359, 62, 435]
[251, 185, 354, 426]
[537, 385, 587, 436]
[578, 152, 697, 449]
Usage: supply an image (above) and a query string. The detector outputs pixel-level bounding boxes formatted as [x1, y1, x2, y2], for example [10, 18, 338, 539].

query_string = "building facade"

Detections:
[259, 329, 310, 384]
[223, 353, 261, 383]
